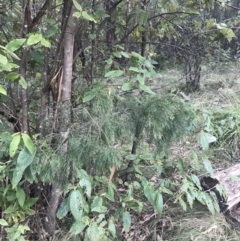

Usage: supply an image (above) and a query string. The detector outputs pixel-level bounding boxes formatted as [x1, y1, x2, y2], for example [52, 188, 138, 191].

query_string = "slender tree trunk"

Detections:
[44, 1, 77, 235]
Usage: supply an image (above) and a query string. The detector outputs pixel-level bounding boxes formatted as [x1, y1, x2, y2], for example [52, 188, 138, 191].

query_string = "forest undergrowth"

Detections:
[155, 63, 240, 241]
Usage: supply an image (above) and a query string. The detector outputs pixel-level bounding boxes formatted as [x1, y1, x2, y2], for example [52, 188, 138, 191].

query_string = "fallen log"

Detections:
[200, 163, 240, 229]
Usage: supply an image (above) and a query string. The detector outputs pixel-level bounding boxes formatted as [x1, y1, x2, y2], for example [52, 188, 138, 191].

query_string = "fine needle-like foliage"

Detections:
[67, 84, 194, 178]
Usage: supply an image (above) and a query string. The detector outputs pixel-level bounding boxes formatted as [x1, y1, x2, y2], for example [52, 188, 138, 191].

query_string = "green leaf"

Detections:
[139, 12, 148, 25]
[136, 74, 144, 85]
[24, 197, 38, 208]
[21, 133, 35, 155]
[57, 198, 69, 219]
[16, 188, 26, 207]
[91, 197, 102, 209]
[9, 133, 21, 157]
[69, 189, 84, 220]
[122, 211, 131, 232]
[78, 169, 92, 198]
[205, 194, 216, 214]
[0, 54, 8, 65]
[129, 67, 142, 73]
[186, 191, 194, 208]
[190, 174, 202, 190]
[0, 219, 8, 226]
[108, 219, 116, 237]
[83, 93, 96, 103]
[19, 76, 27, 89]
[203, 158, 214, 175]
[120, 51, 130, 58]
[199, 131, 217, 151]
[70, 220, 86, 235]
[40, 38, 51, 48]
[105, 70, 124, 78]
[73, 0, 82, 11]
[122, 81, 133, 91]
[12, 147, 36, 188]
[45, 26, 57, 38]
[220, 28, 236, 42]
[91, 197, 107, 213]
[177, 158, 184, 174]
[82, 11, 96, 22]
[5, 72, 19, 81]
[139, 83, 155, 94]
[5, 39, 25, 52]
[27, 33, 43, 46]
[0, 85, 7, 95]
[178, 197, 187, 211]
[154, 192, 163, 215]
[144, 184, 155, 204]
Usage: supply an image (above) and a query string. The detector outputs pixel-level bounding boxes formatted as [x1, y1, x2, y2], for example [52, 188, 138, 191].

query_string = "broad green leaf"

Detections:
[107, 182, 115, 201]
[86, 222, 105, 241]
[57, 198, 69, 219]
[27, 33, 43, 46]
[191, 174, 202, 190]
[139, 12, 148, 25]
[0, 219, 8, 226]
[5, 72, 19, 81]
[78, 169, 92, 197]
[83, 93, 96, 103]
[136, 74, 144, 85]
[24, 197, 38, 208]
[91, 197, 107, 213]
[16, 188, 25, 207]
[45, 26, 57, 38]
[177, 158, 184, 174]
[82, 11, 96, 22]
[205, 194, 216, 214]
[19, 76, 27, 89]
[122, 81, 133, 91]
[0, 54, 8, 65]
[203, 158, 214, 175]
[69, 189, 84, 220]
[220, 28, 236, 42]
[70, 220, 86, 235]
[199, 131, 217, 151]
[139, 83, 155, 94]
[12, 147, 36, 188]
[9, 133, 21, 157]
[144, 184, 155, 204]
[129, 67, 141, 73]
[122, 211, 131, 232]
[186, 191, 194, 208]
[113, 51, 122, 58]
[105, 70, 124, 78]
[108, 219, 116, 237]
[73, 0, 82, 11]
[0, 85, 7, 95]
[73, 12, 82, 18]
[178, 197, 187, 211]
[41, 38, 51, 48]
[120, 51, 130, 58]
[154, 192, 163, 215]
[5, 39, 25, 52]
[21, 133, 35, 155]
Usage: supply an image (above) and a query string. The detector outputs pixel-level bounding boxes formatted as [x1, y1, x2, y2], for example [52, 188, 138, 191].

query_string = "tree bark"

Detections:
[44, 0, 77, 235]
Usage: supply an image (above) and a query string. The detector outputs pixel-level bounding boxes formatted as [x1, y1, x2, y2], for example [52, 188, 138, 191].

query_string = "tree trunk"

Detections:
[44, 0, 77, 235]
